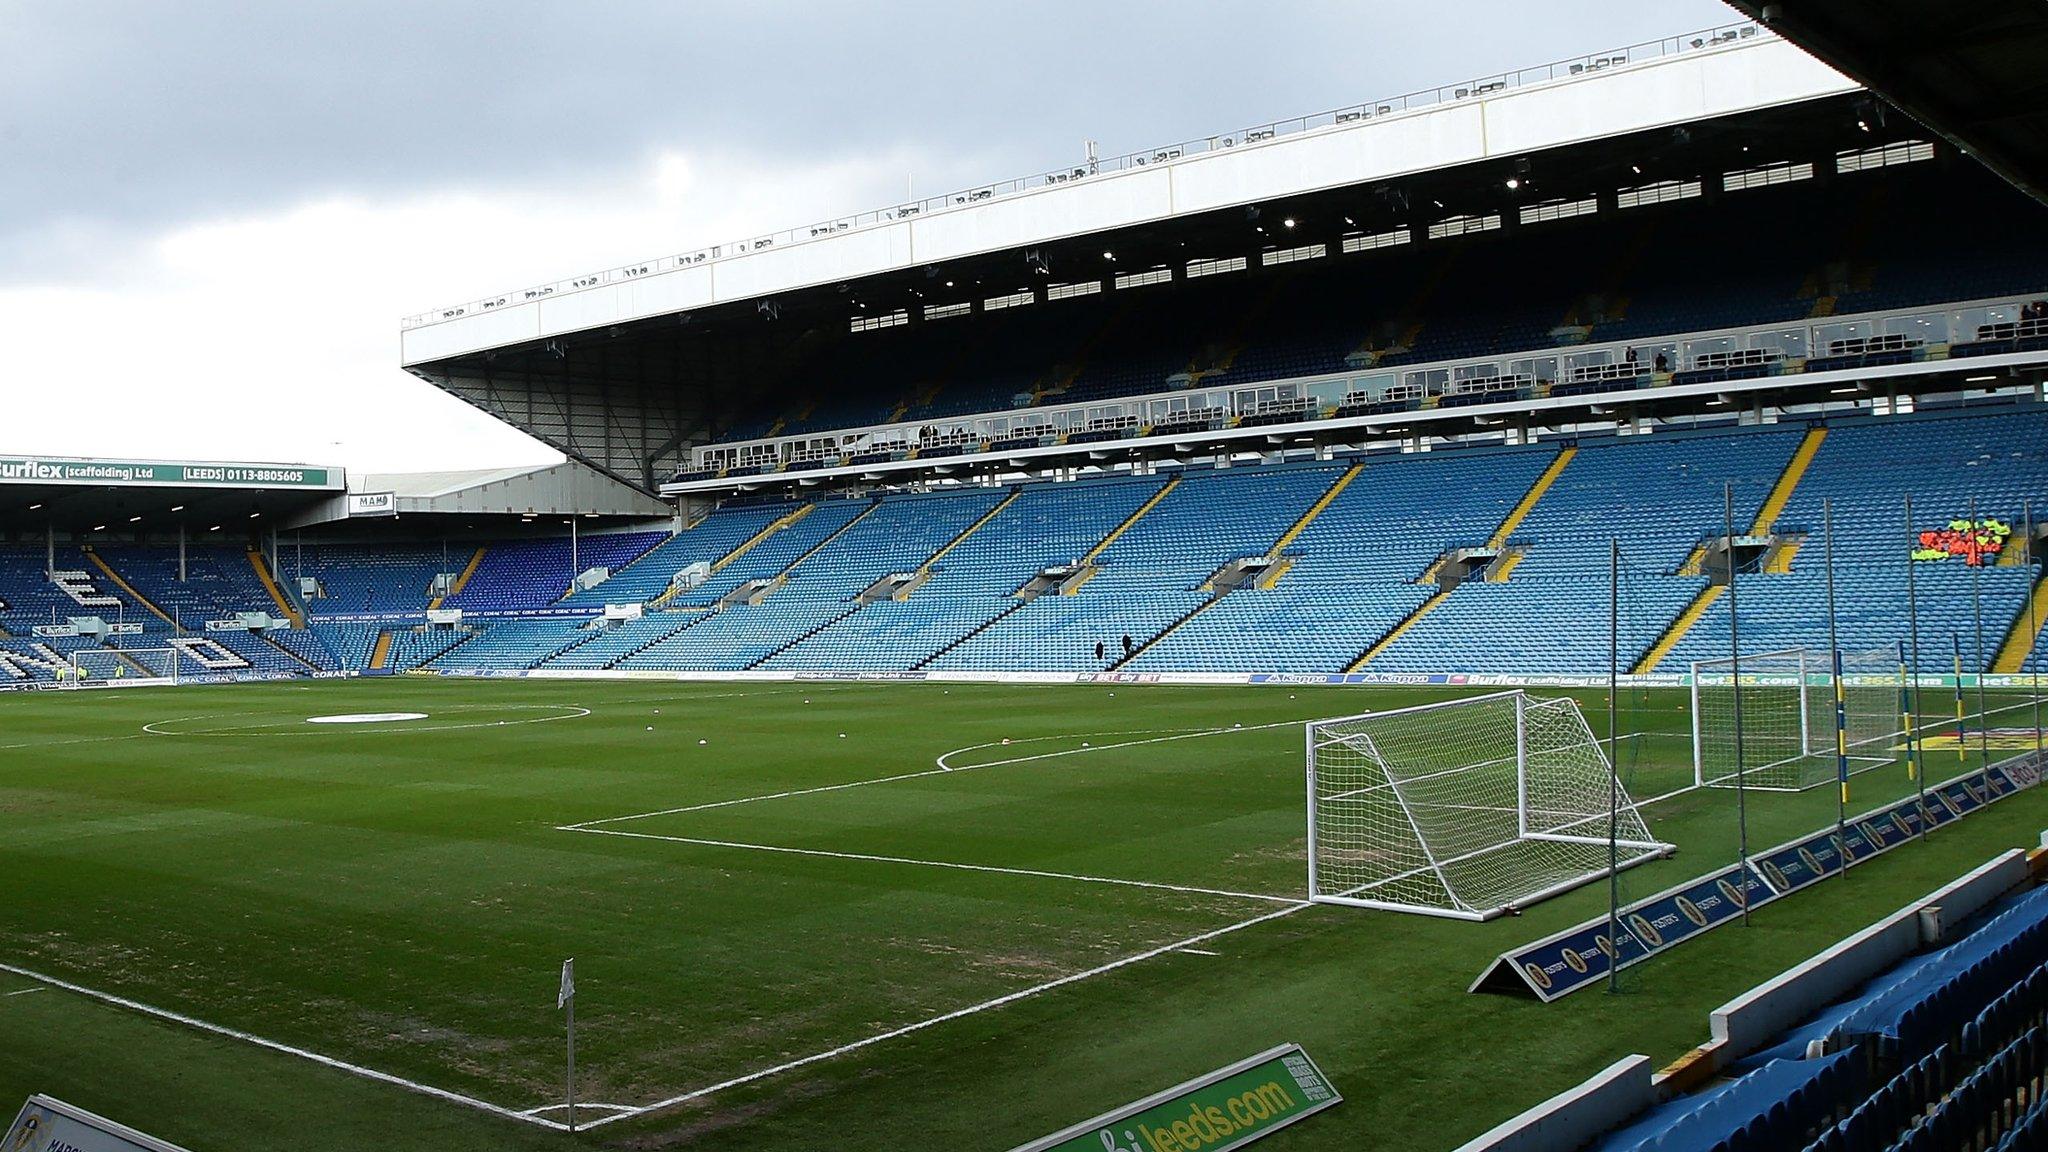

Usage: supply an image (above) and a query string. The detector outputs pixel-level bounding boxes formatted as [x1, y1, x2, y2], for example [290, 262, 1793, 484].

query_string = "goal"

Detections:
[1306, 691, 1668, 921]
[67, 647, 182, 687]
[1691, 646, 1904, 792]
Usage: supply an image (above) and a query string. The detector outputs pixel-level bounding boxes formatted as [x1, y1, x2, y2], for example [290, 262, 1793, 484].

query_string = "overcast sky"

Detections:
[0, 1, 1737, 476]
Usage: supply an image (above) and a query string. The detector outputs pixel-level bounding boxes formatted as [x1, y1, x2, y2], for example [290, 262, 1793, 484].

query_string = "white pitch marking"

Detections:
[142, 704, 591, 737]
[932, 728, 1192, 771]
[577, 900, 1313, 1129]
[568, 718, 1306, 830]
[563, 764, 964, 828]
[306, 712, 428, 725]
[4, 986, 46, 996]
[0, 960, 563, 1131]
[936, 720, 1305, 771]
[0, 733, 145, 752]
[518, 1102, 637, 1117]
[1177, 948, 1221, 957]
[563, 825, 1300, 904]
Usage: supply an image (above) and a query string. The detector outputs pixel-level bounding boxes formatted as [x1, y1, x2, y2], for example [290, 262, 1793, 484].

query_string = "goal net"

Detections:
[67, 647, 181, 687]
[1307, 691, 1668, 921]
[1692, 646, 1903, 791]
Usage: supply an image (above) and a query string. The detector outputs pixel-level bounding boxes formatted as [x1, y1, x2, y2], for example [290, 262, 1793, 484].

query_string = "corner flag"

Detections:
[559, 957, 578, 1130]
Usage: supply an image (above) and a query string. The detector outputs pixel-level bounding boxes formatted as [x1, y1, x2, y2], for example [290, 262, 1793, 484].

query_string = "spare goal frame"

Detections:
[1306, 690, 1668, 921]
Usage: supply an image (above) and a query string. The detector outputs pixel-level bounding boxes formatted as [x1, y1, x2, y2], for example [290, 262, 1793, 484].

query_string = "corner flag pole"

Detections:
[558, 957, 576, 1132]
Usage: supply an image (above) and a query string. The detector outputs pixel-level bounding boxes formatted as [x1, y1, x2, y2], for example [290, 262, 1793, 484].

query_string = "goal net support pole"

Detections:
[1307, 690, 1668, 921]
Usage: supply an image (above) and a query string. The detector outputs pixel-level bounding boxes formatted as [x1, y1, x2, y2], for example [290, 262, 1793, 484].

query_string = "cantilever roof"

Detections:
[286, 461, 670, 529]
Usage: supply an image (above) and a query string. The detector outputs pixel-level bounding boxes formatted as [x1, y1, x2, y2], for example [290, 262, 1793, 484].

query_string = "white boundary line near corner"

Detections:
[576, 899, 1315, 1129]
[0, 959, 565, 1132]
[518, 1102, 637, 1118]
[561, 825, 1302, 904]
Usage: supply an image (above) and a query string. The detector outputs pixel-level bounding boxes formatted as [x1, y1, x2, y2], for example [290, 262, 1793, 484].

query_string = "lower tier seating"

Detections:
[5, 403, 2046, 684]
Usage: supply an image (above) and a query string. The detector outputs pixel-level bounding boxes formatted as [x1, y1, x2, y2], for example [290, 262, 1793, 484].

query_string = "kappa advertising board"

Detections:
[0, 457, 337, 490]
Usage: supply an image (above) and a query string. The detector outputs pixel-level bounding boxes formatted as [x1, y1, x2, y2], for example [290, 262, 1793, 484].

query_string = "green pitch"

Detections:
[0, 677, 2041, 1151]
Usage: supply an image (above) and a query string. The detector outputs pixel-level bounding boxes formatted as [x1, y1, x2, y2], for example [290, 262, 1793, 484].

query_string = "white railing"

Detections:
[403, 22, 1767, 332]
[675, 292, 2047, 482]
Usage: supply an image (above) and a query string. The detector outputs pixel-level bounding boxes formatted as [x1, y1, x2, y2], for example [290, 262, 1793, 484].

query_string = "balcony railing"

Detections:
[674, 293, 2048, 485]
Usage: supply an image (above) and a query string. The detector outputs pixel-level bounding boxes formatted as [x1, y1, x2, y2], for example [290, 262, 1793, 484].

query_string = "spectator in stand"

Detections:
[1121, 634, 1133, 657]
[1653, 351, 1670, 373]
[1094, 640, 1106, 662]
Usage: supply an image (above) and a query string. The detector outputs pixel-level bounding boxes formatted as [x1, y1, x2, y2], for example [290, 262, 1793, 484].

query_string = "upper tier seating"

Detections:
[309, 621, 381, 671]
[558, 505, 794, 607]
[927, 464, 1348, 671]
[705, 165, 2048, 452]
[290, 543, 451, 618]
[664, 500, 872, 608]
[1368, 427, 1806, 673]
[546, 612, 711, 669]
[444, 531, 666, 614]
[622, 488, 1011, 671]
[759, 475, 1164, 670]
[1662, 409, 2048, 670]
[1124, 448, 1556, 672]
[0, 546, 85, 636]
[0, 545, 156, 636]
[386, 627, 474, 670]
[94, 545, 278, 627]
[430, 618, 591, 670]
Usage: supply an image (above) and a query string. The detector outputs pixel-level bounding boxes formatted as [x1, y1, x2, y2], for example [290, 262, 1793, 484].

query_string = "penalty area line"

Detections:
[560, 825, 1301, 905]
[0, 959, 565, 1132]
[578, 899, 1313, 1129]
[0, 733, 146, 752]
[566, 717, 1306, 829]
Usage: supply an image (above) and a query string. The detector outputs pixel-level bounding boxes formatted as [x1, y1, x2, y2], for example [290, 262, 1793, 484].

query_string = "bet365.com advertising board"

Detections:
[1010, 1044, 1340, 1152]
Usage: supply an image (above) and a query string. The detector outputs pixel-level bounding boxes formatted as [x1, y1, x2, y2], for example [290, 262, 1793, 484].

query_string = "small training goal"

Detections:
[1691, 646, 1904, 792]
[1306, 691, 1668, 921]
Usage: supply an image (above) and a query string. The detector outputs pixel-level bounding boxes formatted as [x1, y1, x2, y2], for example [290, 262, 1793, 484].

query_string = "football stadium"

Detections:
[8, 9, 2048, 1152]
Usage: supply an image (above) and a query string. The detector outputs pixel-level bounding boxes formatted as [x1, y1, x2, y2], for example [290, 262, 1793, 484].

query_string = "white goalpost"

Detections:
[1691, 646, 1904, 792]
[67, 647, 182, 688]
[1306, 690, 1669, 921]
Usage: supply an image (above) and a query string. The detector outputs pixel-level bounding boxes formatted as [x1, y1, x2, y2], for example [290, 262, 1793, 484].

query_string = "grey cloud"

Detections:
[0, 0, 1739, 267]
